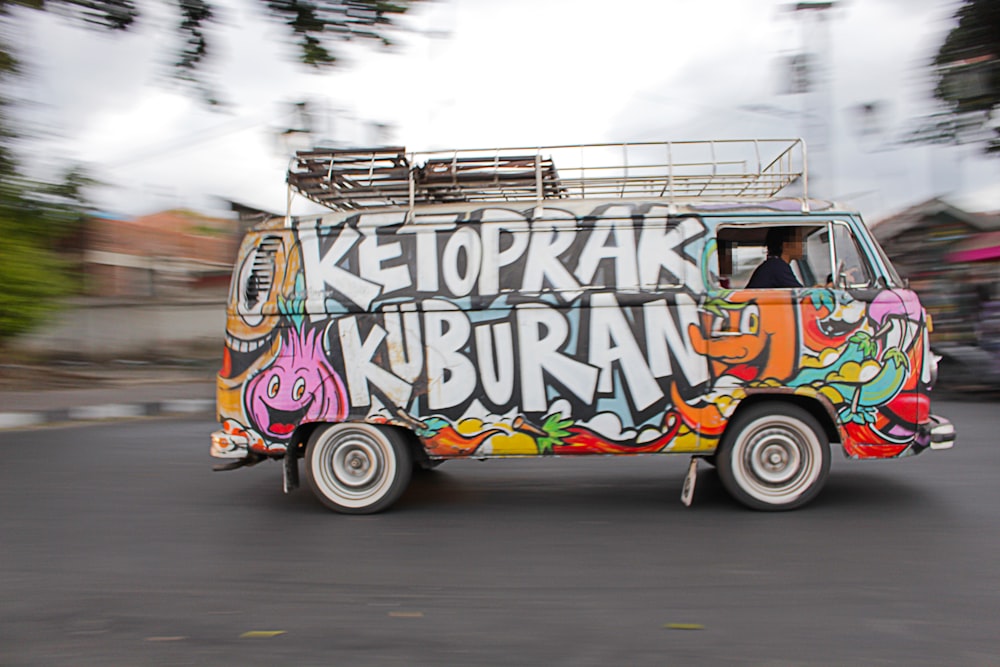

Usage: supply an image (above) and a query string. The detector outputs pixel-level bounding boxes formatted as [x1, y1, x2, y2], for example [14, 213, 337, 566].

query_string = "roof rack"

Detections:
[287, 139, 807, 213]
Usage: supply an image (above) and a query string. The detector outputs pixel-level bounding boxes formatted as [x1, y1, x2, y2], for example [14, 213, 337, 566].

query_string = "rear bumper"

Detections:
[211, 429, 250, 459]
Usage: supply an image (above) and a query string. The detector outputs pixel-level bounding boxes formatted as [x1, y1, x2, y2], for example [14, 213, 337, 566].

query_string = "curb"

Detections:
[0, 399, 215, 431]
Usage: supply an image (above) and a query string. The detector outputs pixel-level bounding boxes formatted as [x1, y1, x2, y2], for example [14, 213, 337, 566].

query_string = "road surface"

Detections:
[0, 398, 996, 665]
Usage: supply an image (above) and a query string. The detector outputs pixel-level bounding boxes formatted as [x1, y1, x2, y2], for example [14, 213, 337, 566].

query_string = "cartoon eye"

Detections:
[238, 236, 282, 327]
[293, 378, 306, 402]
[267, 375, 280, 398]
[740, 304, 761, 334]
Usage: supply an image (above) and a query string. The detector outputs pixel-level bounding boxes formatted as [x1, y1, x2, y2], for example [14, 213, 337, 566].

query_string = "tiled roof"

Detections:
[871, 197, 997, 241]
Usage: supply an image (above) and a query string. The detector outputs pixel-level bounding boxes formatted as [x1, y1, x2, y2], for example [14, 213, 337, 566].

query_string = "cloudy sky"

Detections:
[10, 0, 1000, 220]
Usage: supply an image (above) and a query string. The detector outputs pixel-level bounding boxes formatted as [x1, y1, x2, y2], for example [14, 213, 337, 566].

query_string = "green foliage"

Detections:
[931, 0, 1000, 153]
[0, 219, 70, 340]
[0, 0, 422, 341]
[39, 0, 421, 97]
[263, 0, 413, 67]
[0, 168, 93, 342]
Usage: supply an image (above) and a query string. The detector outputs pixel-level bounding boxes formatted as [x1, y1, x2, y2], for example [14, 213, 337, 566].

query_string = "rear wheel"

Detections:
[716, 403, 830, 511]
[304, 423, 413, 514]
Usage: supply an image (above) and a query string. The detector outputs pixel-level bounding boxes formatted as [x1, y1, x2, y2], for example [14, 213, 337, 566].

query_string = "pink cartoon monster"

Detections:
[244, 326, 349, 442]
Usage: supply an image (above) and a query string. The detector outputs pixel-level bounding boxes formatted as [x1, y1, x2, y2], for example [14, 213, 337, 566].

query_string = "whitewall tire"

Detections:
[304, 423, 413, 514]
[716, 403, 830, 511]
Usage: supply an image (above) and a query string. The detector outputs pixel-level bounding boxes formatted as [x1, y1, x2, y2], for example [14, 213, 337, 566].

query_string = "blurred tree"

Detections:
[0, 0, 422, 343]
[930, 0, 1000, 153]
[0, 220, 71, 341]
[0, 14, 94, 343]
[13, 0, 420, 103]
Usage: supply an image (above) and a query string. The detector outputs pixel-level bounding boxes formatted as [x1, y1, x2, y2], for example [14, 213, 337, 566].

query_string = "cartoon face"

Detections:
[244, 327, 348, 440]
[223, 233, 302, 382]
[688, 290, 800, 383]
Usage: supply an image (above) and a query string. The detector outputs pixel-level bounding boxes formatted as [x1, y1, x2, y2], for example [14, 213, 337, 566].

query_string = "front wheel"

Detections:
[716, 403, 830, 511]
[304, 423, 413, 514]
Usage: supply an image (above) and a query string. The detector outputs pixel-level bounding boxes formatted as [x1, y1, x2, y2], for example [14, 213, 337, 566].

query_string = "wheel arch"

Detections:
[727, 390, 841, 448]
[716, 394, 835, 510]
[288, 421, 323, 459]
[293, 419, 425, 460]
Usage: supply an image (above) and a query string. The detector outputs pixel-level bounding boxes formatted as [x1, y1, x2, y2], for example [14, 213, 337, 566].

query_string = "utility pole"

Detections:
[786, 1, 837, 198]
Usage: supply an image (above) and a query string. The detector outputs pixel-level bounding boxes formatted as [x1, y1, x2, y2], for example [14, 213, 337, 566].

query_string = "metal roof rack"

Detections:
[287, 139, 807, 213]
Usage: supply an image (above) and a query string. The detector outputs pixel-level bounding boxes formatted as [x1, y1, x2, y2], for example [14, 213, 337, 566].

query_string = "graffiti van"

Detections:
[211, 139, 955, 513]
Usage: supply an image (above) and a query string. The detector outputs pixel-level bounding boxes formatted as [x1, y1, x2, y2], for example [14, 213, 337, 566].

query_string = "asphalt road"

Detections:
[1, 398, 997, 666]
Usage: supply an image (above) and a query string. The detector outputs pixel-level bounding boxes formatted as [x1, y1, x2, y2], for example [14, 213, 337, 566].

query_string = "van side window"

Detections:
[831, 224, 874, 288]
[715, 224, 826, 288]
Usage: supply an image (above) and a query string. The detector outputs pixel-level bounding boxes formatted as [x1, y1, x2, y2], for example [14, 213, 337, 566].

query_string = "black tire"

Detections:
[304, 423, 413, 514]
[716, 403, 830, 511]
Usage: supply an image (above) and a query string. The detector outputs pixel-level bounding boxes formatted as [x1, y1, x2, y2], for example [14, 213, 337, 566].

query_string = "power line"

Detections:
[103, 111, 290, 168]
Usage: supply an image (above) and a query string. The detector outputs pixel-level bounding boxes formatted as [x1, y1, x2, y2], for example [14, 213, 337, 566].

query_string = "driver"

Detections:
[747, 227, 804, 289]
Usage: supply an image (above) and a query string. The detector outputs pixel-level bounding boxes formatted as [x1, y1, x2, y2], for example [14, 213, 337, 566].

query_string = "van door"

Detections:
[701, 218, 928, 458]
[822, 221, 929, 457]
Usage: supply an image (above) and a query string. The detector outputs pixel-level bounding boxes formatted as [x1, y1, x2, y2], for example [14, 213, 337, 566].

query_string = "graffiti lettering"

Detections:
[522, 224, 583, 300]
[643, 294, 710, 386]
[325, 294, 711, 424]
[589, 293, 661, 409]
[382, 303, 423, 383]
[478, 215, 530, 296]
[301, 227, 382, 310]
[358, 225, 411, 295]
[441, 227, 482, 298]
[424, 301, 477, 409]
[220, 202, 931, 462]
[337, 315, 412, 407]
[300, 208, 707, 307]
[475, 321, 515, 405]
[398, 218, 453, 292]
[516, 303, 600, 411]
[575, 215, 639, 289]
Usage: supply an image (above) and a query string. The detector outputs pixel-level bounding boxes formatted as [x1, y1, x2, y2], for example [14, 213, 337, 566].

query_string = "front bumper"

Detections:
[923, 414, 956, 451]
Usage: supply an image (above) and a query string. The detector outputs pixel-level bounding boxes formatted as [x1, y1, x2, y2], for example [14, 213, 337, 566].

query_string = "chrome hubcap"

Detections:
[729, 414, 825, 505]
[750, 435, 802, 485]
[332, 439, 380, 488]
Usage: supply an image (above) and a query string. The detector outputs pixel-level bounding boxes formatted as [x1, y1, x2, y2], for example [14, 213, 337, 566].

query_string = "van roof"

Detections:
[285, 139, 811, 215]
[256, 197, 853, 232]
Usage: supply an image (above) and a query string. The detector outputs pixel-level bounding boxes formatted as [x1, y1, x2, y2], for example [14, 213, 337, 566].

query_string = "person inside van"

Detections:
[746, 227, 804, 289]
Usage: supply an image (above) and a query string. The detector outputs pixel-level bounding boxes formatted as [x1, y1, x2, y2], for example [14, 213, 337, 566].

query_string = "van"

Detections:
[210, 139, 955, 512]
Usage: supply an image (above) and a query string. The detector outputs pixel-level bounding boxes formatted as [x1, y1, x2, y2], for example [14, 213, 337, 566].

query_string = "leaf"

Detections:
[849, 331, 877, 359]
[542, 412, 573, 439]
[883, 348, 909, 372]
[536, 412, 573, 454]
[536, 437, 558, 455]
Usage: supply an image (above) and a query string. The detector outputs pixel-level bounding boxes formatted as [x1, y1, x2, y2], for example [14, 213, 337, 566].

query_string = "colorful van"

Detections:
[210, 139, 955, 512]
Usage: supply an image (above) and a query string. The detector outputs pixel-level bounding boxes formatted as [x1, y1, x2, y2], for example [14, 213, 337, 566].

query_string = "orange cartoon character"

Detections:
[672, 289, 801, 436]
[688, 290, 800, 385]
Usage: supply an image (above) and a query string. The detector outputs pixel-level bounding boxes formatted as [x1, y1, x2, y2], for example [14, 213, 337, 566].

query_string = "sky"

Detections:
[10, 0, 1000, 221]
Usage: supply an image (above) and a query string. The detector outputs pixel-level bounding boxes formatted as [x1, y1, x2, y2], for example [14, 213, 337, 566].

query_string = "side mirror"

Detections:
[834, 260, 847, 290]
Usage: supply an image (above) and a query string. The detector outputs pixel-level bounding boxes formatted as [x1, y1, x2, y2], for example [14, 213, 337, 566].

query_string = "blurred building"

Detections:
[872, 198, 1000, 345]
[83, 209, 242, 299]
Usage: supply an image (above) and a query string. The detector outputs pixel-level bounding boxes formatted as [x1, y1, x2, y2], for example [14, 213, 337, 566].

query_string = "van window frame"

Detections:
[712, 217, 889, 290]
[712, 219, 832, 289]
